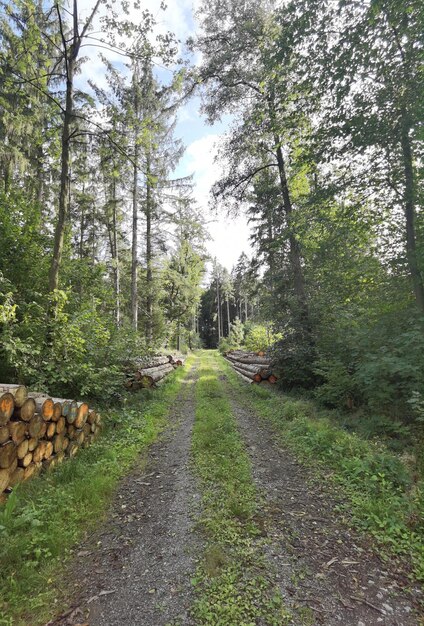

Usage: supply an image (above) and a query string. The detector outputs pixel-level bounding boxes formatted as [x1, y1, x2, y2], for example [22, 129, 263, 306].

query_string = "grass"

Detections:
[190, 350, 291, 626]
[0, 357, 193, 626]
[220, 354, 424, 583]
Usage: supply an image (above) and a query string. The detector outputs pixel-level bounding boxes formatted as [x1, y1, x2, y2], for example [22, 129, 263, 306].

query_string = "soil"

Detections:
[228, 387, 423, 626]
[49, 366, 200, 626]
[48, 358, 423, 626]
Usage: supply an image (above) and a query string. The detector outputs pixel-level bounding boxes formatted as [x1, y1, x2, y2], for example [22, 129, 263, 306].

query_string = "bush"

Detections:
[271, 328, 318, 389]
[228, 317, 244, 347]
[314, 357, 361, 408]
[244, 323, 282, 353]
[218, 338, 233, 354]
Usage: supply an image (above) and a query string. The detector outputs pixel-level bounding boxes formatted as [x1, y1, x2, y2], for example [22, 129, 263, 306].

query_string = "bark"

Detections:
[0, 441, 17, 469]
[12, 432, 27, 454]
[9, 421, 27, 445]
[131, 73, 140, 330]
[49, 55, 74, 291]
[0, 393, 14, 425]
[111, 176, 121, 326]
[145, 154, 153, 342]
[0, 467, 11, 492]
[0, 384, 28, 407]
[233, 369, 254, 384]
[13, 398, 36, 422]
[226, 353, 272, 366]
[0, 426, 9, 445]
[137, 363, 174, 383]
[268, 96, 310, 330]
[49, 0, 101, 291]
[216, 276, 222, 341]
[131, 355, 171, 369]
[226, 361, 264, 375]
[27, 394, 54, 420]
[401, 118, 424, 313]
[232, 365, 262, 382]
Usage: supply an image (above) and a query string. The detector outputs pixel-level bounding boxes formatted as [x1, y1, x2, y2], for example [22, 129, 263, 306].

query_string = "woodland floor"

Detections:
[49, 352, 423, 626]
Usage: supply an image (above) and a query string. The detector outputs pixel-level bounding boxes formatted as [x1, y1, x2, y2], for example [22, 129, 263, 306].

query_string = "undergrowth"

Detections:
[0, 358, 193, 626]
[190, 351, 290, 625]
[220, 355, 424, 583]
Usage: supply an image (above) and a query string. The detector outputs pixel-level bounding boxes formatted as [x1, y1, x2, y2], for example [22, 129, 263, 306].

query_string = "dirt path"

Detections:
[228, 388, 422, 626]
[51, 352, 422, 626]
[57, 365, 201, 626]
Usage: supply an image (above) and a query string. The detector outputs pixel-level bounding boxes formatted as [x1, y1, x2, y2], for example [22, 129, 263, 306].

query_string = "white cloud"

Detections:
[76, 0, 252, 271]
[184, 134, 252, 271]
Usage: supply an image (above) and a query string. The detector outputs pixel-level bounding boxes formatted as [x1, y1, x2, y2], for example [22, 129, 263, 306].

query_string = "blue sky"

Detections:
[79, 0, 252, 270]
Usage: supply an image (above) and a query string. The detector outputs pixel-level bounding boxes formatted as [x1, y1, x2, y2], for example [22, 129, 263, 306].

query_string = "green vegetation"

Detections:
[0, 361, 191, 626]
[196, 0, 424, 438]
[0, 2, 205, 399]
[219, 355, 424, 582]
[190, 351, 290, 624]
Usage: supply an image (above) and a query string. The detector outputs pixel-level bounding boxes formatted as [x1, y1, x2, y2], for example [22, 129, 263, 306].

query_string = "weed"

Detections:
[190, 351, 291, 625]
[220, 354, 424, 582]
[0, 358, 193, 625]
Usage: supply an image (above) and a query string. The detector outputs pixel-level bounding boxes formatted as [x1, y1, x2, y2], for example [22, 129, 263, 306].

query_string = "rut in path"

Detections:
[54, 351, 421, 626]
[64, 364, 201, 626]
[227, 384, 421, 626]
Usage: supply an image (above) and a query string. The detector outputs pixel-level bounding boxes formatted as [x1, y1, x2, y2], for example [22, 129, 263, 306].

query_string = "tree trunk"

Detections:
[131, 67, 142, 331]
[131, 144, 139, 330]
[111, 176, 121, 326]
[226, 298, 231, 337]
[145, 154, 153, 343]
[216, 277, 221, 341]
[49, 57, 74, 291]
[401, 118, 424, 313]
[268, 96, 309, 330]
[49, 0, 101, 290]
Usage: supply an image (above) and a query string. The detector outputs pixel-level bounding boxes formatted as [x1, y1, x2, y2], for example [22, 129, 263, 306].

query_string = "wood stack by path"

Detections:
[224, 350, 278, 385]
[124, 354, 184, 390]
[0, 384, 101, 497]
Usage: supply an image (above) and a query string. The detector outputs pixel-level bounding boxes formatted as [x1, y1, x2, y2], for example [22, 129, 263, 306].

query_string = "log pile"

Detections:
[0, 384, 101, 496]
[124, 354, 184, 390]
[224, 350, 278, 385]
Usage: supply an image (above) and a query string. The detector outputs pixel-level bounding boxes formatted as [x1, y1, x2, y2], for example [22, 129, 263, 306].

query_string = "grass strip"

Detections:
[0, 358, 194, 626]
[219, 353, 424, 582]
[190, 350, 290, 625]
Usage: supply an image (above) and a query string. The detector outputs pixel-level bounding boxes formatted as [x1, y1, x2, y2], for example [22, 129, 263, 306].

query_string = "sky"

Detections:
[79, 0, 252, 271]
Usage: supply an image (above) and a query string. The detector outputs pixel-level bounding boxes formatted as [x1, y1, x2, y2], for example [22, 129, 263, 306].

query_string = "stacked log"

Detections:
[124, 355, 184, 390]
[224, 350, 278, 385]
[0, 385, 102, 496]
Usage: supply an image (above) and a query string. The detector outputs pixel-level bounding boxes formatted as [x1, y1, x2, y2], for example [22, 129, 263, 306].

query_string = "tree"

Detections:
[48, 0, 102, 292]
[162, 240, 205, 350]
[192, 0, 311, 333]
[305, 0, 424, 312]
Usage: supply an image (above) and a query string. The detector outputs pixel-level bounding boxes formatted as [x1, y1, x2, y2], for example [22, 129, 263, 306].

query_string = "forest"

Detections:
[1, 0, 423, 422]
[0, 0, 423, 623]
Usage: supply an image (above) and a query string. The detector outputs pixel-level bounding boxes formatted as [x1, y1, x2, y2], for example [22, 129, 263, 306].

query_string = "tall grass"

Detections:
[220, 355, 424, 582]
[0, 359, 192, 626]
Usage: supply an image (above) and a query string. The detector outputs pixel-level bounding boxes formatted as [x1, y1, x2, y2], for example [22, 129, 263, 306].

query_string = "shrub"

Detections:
[228, 317, 244, 347]
[244, 323, 282, 353]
